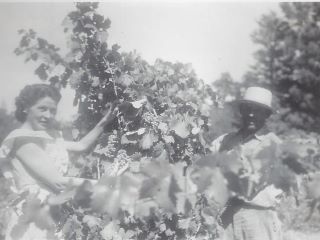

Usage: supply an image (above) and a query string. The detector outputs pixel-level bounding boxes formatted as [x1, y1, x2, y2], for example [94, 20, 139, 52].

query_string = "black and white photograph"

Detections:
[0, 1, 320, 240]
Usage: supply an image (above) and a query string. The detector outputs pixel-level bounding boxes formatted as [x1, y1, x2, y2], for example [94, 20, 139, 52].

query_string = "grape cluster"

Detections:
[185, 141, 193, 157]
[143, 112, 159, 129]
[105, 150, 131, 176]
[94, 132, 118, 160]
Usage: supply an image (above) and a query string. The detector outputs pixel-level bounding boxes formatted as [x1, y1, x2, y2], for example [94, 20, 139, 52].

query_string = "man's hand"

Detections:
[249, 184, 284, 208]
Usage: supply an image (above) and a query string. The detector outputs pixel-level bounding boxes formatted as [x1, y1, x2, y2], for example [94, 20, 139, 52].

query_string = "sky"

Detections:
[0, 1, 281, 119]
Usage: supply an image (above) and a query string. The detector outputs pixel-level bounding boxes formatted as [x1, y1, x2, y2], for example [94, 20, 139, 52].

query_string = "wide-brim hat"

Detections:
[236, 87, 273, 112]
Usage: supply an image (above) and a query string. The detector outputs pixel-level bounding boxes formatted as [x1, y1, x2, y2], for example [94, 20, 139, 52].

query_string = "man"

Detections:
[211, 87, 285, 240]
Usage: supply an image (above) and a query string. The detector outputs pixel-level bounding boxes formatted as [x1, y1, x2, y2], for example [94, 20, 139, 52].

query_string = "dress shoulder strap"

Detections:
[0, 129, 53, 160]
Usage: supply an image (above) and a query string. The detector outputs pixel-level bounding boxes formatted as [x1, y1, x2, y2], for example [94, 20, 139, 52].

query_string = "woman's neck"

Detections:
[20, 122, 35, 130]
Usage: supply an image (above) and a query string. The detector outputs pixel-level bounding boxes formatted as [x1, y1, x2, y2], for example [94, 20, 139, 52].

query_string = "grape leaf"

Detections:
[140, 132, 158, 150]
[72, 180, 95, 208]
[154, 176, 177, 211]
[48, 186, 75, 206]
[163, 135, 175, 143]
[91, 172, 142, 216]
[90, 179, 121, 217]
[171, 121, 190, 139]
[82, 215, 101, 228]
[190, 167, 229, 206]
[131, 98, 147, 108]
[100, 221, 120, 240]
[10, 219, 29, 240]
[117, 73, 134, 87]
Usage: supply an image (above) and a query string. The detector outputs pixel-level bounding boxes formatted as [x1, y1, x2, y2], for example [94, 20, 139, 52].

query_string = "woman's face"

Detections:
[25, 96, 58, 131]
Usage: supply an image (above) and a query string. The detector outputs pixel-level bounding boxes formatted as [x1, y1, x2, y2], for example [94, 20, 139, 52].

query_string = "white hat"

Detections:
[239, 87, 273, 110]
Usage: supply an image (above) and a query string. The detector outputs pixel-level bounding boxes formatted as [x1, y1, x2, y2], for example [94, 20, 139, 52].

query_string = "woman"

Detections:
[0, 84, 115, 240]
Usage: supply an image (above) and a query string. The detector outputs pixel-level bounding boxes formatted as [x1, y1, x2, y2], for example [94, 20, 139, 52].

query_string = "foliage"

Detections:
[242, 3, 320, 132]
[212, 72, 243, 103]
[0, 107, 20, 239]
[277, 130, 320, 234]
[11, 2, 221, 239]
[0, 177, 15, 240]
[211, 73, 243, 138]
[0, 108, 19, 144]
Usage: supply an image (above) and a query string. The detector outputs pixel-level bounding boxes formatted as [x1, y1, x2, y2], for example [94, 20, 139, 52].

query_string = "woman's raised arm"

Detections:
[64, 103, 116, 153]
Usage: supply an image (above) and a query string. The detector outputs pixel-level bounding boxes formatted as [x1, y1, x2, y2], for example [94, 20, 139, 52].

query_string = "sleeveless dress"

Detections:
[0, 128, 69, 240]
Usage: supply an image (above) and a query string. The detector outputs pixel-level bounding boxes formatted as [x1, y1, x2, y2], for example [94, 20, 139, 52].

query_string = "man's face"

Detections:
[239, 102, 271, 133]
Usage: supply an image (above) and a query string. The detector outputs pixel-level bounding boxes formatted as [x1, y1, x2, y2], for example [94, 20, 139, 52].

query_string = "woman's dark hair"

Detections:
[15, 84, 61, 122]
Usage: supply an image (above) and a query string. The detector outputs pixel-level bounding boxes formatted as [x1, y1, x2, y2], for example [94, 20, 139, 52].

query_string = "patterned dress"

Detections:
[211, 132, 283, 240]
[0, 128, 69, 240]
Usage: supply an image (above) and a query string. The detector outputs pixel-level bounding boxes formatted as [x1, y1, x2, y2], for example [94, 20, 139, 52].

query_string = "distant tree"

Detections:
[0, 106, 19, 144]
[210, 73, 243, 137]
[212, 72, 242, 102]
[244, 3, 320, 132]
